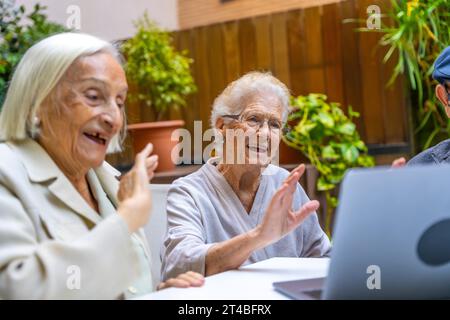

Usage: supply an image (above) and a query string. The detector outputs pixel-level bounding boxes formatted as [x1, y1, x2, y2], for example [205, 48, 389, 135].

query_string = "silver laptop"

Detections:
[274, 165, 450, 299]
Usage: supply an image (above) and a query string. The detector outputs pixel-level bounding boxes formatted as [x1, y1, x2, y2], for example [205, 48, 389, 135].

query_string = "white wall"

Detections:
[16, 0, 178, 41]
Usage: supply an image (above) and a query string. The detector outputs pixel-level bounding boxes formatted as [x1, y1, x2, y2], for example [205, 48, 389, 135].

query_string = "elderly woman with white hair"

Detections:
[161, 72, 332, 280]
[0, 32, 203, 299]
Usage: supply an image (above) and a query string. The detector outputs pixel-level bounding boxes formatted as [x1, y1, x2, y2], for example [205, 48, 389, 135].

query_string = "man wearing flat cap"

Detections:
[408, 46, 450, 165]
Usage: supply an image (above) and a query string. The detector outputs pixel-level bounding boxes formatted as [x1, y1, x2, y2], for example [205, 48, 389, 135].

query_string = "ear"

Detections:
[34, 106, 44, 125]
[215, 117, 225, 134]
[435, 84, 450, 117]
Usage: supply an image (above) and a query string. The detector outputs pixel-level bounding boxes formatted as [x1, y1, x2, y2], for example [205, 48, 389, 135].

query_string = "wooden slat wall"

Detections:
[175, 0, 409, 152]
[110, 0, 411, 168]
[179, 0, 345, 29]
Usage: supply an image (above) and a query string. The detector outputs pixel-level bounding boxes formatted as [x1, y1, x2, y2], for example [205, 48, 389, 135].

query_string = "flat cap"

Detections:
[433, 46, 450, 84]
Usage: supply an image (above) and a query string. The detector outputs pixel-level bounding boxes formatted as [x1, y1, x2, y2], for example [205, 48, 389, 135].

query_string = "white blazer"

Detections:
[0, 138, 151, 299]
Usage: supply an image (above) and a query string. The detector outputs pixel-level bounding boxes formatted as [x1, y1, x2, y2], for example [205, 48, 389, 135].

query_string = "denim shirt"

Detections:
[408, 139, 450, 166]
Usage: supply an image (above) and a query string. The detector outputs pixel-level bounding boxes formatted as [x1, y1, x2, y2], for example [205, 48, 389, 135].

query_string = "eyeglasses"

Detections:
[222, 112, 283, 132]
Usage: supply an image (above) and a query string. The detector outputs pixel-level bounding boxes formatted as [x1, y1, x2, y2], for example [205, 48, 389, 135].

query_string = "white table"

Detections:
[138, 257, 330, 300]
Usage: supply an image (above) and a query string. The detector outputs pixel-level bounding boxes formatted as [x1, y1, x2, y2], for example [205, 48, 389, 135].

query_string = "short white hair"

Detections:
[0, 32, 125, 153]
[210, 71, 291, 128]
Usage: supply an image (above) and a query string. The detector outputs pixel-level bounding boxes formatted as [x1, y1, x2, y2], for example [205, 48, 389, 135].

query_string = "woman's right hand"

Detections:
[117, 143, 154, 233]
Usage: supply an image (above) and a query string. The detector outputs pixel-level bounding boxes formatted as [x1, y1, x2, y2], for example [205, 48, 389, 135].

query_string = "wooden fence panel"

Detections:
[117, 0, 411, 168]
[271, 12, 291, 88]
[287, 9, 307, 96]
[254, 15, 273, 71]
[322, 2, 345, 106]
[222, 21, 241, 83]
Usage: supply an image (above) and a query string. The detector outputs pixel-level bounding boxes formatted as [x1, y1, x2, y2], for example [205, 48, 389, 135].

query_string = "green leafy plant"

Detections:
[283, 94, 375, 236]
[367, 0, 450, 151]
[122, 13, 197, 121]
[0, 1, 67, 107]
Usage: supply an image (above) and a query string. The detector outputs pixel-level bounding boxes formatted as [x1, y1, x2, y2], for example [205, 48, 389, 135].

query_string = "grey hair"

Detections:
[210, 71, 291, 129]
[0, 32, 126, 153]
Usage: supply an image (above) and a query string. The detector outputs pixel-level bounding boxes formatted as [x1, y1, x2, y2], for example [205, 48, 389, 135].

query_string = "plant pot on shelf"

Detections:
[127, 120, 185, 172]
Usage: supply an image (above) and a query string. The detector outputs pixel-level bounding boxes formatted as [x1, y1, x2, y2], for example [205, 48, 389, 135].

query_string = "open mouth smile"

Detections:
[83, 131, 108, 146]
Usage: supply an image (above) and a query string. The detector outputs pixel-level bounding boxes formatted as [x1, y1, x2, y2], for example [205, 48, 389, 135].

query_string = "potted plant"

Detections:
[282, 94, 374, 236]
[0, 1, 67, 106]
[121, 13, 196, 172]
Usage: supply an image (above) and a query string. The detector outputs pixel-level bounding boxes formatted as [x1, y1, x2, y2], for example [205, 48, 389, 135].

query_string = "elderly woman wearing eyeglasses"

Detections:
[0, 33, 204, 299]
[161, 72, 331, 280]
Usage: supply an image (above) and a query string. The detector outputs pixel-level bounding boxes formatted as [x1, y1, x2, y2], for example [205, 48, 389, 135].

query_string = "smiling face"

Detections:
[218, 93, 283, 167]
[38, 52, 127, 176]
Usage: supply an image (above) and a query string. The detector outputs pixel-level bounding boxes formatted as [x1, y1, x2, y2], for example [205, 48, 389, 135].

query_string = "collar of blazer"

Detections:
[8, 138, 122, 225]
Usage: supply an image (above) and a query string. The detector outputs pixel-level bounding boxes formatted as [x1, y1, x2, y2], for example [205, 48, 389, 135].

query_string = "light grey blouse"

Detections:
[161, 157, 332, 281]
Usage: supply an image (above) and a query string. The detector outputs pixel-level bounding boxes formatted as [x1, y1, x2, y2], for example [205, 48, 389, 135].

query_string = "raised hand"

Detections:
[255, 164, 320, 246]
[117, 143, 154, 233]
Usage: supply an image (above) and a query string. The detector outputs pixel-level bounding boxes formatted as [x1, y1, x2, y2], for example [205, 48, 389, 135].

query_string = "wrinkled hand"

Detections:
[117, 144, 153, 233]
[391, 157, 406, 168]
[256, 164, 320, 246]
[119, 144, 158, 188]
[157, 271, 205, 291]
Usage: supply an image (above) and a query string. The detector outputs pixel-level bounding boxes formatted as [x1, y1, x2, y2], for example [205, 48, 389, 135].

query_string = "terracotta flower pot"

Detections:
[127, 120, 185, 172]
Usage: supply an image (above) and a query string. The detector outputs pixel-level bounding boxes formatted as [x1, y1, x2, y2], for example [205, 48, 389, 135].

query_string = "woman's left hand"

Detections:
[157, 271, 205, 291]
